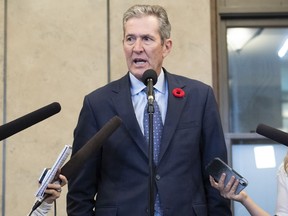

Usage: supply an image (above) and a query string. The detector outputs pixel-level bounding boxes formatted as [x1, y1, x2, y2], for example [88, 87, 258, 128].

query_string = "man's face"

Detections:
[123, 15, 172, 80]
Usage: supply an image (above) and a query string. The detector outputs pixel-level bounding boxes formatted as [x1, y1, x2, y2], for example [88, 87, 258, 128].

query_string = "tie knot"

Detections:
[143, 87, 156, 99]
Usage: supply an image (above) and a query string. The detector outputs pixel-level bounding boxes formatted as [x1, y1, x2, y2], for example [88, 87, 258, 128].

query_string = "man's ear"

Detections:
[163, 39, 172, 58]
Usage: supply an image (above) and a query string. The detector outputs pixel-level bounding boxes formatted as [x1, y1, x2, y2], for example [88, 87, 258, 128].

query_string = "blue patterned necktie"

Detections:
[143, 92, 163, 216]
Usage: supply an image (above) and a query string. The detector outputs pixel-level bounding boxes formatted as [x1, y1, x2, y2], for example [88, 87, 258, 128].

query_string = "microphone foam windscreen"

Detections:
[141, 69, 158, 86]
[0, 102, 61, 141]
[61, 115, 122, 180]
[256, 123, 288, 147]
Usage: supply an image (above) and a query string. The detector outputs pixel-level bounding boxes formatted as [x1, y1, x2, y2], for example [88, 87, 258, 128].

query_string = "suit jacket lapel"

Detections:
[110, 72, 188, 163]
[159, 72, 187, 163]
[111, 73, 149, 158]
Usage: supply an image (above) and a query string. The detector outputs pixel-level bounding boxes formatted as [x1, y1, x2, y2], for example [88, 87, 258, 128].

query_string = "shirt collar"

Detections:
[129, 69, 166, 96]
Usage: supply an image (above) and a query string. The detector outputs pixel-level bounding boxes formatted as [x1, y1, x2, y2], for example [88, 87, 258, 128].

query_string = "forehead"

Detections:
[124, 16, 160, 36]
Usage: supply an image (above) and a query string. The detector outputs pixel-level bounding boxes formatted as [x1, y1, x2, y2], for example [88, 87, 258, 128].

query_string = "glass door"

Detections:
[224, 25, 288, 215]
[227, 27, 288, 133]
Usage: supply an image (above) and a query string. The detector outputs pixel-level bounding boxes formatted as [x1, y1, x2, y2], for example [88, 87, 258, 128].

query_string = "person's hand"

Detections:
[209, 173, 247, 203]
[58, 173, 68, 187]
[44, 174, 68, 204]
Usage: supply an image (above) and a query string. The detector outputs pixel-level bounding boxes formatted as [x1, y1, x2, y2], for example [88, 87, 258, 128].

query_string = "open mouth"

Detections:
[133, 58, 147, 65]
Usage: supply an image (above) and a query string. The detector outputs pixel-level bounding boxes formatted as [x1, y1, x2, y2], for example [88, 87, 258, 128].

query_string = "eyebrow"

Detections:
[125, 33, 154, 39]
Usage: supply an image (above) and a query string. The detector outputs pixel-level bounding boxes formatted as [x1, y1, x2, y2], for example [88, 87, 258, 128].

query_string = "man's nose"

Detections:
[133, 39, 144, 52]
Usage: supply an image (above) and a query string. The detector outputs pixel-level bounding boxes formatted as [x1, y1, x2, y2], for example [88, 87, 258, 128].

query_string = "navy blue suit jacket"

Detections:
[67, 69, 232, 216]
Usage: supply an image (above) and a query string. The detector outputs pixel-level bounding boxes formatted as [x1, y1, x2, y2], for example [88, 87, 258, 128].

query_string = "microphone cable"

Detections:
[27, 195, 58, 216]
[53, 200, 57, 216]
[28, 199, 44, 216]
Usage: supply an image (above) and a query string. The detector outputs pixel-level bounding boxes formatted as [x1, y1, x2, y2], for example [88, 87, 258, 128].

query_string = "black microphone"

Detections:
[29, 116, 122, 215]
[141, 69, 158, 104]
[0, 102, 61, 141]
[61, 115, 122, 180]
[256, 123, 288, 147]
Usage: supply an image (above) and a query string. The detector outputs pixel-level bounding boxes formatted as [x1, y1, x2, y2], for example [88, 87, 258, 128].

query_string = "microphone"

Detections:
[256, 123, 288, 147]
[61, 115, 122, 180]
[0, 102, 61, 141]
[29, 116, 122, 215]
[141, 69, 158, 104]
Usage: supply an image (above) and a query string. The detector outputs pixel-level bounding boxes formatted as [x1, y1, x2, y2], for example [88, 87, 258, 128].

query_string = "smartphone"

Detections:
[206, 157, 248, 194]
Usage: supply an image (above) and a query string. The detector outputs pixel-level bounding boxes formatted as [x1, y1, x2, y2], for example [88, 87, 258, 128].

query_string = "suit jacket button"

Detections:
[155, 174, 161, 181]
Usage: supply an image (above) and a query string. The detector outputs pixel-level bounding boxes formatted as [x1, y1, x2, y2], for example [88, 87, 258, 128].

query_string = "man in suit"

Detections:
[67, 4, 231, 216]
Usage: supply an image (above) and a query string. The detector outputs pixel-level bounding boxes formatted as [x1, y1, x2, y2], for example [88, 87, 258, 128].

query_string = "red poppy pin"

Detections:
[172, 88, 185, 98]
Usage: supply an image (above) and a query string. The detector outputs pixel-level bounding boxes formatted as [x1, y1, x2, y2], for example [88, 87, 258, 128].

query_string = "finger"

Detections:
[45, 188, 59, 195]
[224, 175, 236, 192]
[209, 176, 218, 188]
[44, 189, 61, 203]
[58, 174, 68, 186]
[230, 178, 240, 193]
[47, 183, 61, 190]
[217, 173, 226, 189]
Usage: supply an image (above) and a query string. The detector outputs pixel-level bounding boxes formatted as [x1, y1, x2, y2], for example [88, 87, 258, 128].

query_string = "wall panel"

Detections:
[0, 0, 5, 214]
[2, 0, 107, 215]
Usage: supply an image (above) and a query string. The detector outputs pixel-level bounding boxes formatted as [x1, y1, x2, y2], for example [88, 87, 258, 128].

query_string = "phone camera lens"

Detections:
[239, 179, 247, 186]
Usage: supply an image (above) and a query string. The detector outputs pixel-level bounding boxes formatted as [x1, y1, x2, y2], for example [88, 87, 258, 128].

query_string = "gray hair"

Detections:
[123, 5, 171, 43]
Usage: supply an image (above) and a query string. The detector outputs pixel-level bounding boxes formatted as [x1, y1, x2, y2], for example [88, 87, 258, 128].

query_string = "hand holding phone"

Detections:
[206, 157, 248, 194]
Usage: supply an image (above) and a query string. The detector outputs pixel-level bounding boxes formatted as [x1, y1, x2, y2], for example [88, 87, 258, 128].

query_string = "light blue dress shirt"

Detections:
[129, 69, 168, 134]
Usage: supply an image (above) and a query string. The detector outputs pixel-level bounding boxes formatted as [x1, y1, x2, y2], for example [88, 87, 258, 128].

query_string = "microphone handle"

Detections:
[147, 78, 154, 104]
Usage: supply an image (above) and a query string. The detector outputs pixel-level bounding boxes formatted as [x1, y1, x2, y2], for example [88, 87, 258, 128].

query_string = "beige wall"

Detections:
[0, 0, 213, 215]
[0, 0, 4, 212]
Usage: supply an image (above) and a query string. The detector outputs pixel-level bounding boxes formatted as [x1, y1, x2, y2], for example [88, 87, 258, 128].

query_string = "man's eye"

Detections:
[143, 36, 151, 41]
[143, 36, 153, 44]
[126, 37, 135, 44]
